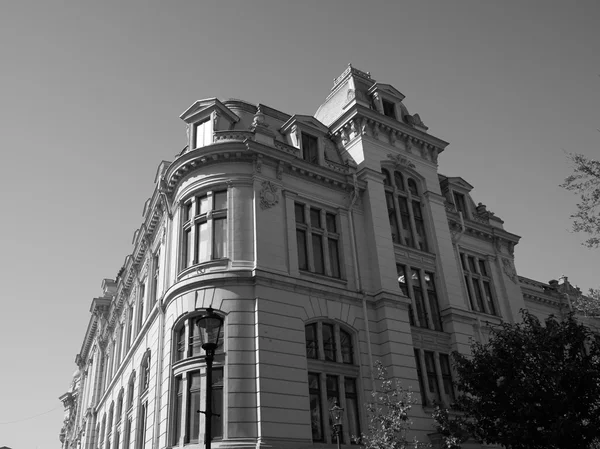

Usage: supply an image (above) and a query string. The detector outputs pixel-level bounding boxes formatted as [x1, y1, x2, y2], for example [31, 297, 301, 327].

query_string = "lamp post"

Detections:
[329, 400, 344, 449]
[195, 307, 224, 449]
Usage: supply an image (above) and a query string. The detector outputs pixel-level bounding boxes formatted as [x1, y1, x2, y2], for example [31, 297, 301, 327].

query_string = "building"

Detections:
[59, 65, 591, 449]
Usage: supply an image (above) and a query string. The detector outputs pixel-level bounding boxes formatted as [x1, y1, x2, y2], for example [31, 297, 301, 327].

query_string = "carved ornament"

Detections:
[259, 181, 279, 210]
[502, 258, 518, 284]
[387, 153, 416, 169]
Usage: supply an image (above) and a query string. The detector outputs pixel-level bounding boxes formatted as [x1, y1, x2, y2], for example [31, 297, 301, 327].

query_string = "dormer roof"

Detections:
[280, 114, 329, 135]
[446, 176, 474, 191]
[180, 98, 240, 124]
[368, 82, 406, 101]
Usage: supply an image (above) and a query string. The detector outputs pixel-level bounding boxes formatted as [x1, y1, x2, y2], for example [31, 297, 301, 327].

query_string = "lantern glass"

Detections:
[329, 402, 343, 427]
[195, 308, 224, 351]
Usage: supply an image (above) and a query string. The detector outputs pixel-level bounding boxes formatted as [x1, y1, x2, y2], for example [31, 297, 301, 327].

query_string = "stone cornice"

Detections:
[328, 104, 449, 159]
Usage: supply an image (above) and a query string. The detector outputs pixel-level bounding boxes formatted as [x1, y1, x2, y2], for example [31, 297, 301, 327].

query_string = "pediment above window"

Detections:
[179, 98, 240, 125]
[367, 82, 406, 102]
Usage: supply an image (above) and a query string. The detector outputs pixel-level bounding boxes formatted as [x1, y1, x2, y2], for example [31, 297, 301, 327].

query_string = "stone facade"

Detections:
[59, 66, 593, 449]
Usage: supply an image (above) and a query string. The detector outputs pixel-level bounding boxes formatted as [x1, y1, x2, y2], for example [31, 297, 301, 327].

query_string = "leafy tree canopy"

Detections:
[443, 311, 600, 449]
[561, 152, 600, 249]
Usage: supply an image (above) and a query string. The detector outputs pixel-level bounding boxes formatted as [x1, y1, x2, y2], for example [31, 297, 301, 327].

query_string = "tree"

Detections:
[438, 310, 600, 449]
[561, 152, 600, 249]
[361, 361, 428, 449]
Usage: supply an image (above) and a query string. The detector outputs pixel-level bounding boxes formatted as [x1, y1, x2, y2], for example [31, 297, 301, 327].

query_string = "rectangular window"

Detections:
[183, 228, 193, 268]
[295, 203, 340, 278]
[425, 272, 443, 331]
[194, 118, 211, 148]
[297, 230, 308, 270]
[413, 349, 427, 406]
[397, 197, 414, 247]
[424, 351, 441, 403]
[382, 99, 396, 119]
[412, 201, 428, 251]
[345, 378, 361, 443]
[123, 419, 131, 449]
[411, 269, 428, 328]
[213, 218, 227, 259]
[173, 376, 183, 444]
[305, 323, 318, 359]
[461, 253, 498, 316]
[312, 234, 325, 274]
[212, 367, 224, 439]
[439, 354, 456, 404]
[302, 133, 319, 164]
[187, 372, 201, 443]
[326, 375, 342, 444]
[196, 222, 209, 263]
[453, 192, 467, 215]
[308, 373, 323, 441]
[137, 402, 147, 449]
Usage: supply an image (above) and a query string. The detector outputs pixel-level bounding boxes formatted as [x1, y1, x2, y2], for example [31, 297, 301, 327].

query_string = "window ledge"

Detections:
[178, 259, 229, 279]
[299, 270, 347, 285]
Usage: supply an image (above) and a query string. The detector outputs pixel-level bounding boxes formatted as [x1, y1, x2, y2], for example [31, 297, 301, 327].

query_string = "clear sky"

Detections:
[0, 1, 598, 447]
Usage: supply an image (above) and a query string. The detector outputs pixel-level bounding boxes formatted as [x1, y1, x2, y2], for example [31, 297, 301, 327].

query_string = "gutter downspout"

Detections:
[349, 174, 375, 388]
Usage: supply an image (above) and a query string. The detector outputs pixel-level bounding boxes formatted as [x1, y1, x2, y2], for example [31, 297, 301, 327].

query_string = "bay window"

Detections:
[181, 190, 228, 270]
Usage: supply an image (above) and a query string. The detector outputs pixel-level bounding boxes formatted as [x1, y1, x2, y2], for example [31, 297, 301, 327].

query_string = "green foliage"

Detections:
[431, 406, 469, 449]
[561, 152, 600, 248]
[442, 310, 600, 449]
[361, 361, 428, 449]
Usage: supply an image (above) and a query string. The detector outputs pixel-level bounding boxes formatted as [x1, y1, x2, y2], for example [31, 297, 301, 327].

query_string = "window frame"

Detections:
[305, 321, 361, 444]
[397, 264, 443, 332]
[180, 189, 229, 272]
[382, 99, 397, 119]
[414, 349, 455, 408]
[460, 253, 498, 316]
[170, 311, 226, 446]
[295, 202, 342, 279]
[382, 168, 429, 252]
[193, 117, 212, 149]
[301, 132, 320, 165]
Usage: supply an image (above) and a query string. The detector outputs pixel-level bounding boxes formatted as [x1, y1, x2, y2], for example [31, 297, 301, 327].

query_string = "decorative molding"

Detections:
[502, 258, 518, 284]
[259, 181, 279, 210]
[387, 153, 416, 169]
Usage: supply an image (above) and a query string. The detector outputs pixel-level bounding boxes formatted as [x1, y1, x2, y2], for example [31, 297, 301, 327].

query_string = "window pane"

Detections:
[196, 222, 209, 262]
[460, 253, 466, 271]
[198, 196, 209, 215]
[464, 276, 475, 310]
[305, 324, 318, 359]
[190, 323, 202, 357]
[326, 375, 342, 444]
[468, 256, 477, 273]
[478, 259, 488, 277]
[212, 368, 224, 439]
[340, 329, 353, 364]
[345, 378, 361, 443]
[213, 191, 227, 211]
[412, 201, 427, 251]
[381, 169, 392, 186]
[184, 202, 193, 222]
[386, 192, 400, 244]
[297, 230, 308, 270]
[176, 327, 186, 361]
[195, 118, 210, 148]
[328, 239, 340, 278]
[310, 209, 321, 228]
[326, 213, 337, 233]
[483, 281, 497, 316]
[312, 234, 324, 274]
[414, 349, 427, 405]
[302, 133, 319, 164]
[213, 218, 227, 259]
[424, 351, 441, 402]
[394, 171, 404, 191]
[382, 99, 396, 118]
[473, 280, 485, 312]
[187, 372, 201, 443]
[174, 377, 183, 444]
[439, 354, 456, 403]
[453, 192, 466, 214]
[412, 269, 428, 328]
[407, 178, 418, 196]
[323, 324, 336, 361]
[183, 229, 193, 268]
[295, 203, 305, 223]
[397, 265, 409, 296]
[398, 197, 413, 247]
[308, 373, 323, 441]
[425, 273, 443, 331]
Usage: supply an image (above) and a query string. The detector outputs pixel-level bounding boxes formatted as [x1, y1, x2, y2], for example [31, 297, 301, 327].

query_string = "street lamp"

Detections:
[195, 307, 224, 449]
[329, 400, 344, 449]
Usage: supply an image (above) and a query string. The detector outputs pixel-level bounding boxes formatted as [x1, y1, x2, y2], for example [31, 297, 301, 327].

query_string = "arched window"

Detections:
[106, 402, 114, 449]
[381, 168, 392, 187]
[304, 321, 360, 445]
[382, 168, 428, 251]
[116, 388, 124, 423]
[140, 351, 151, 393]
[126, 372, 136, 411]
[171, 311, 225, 446]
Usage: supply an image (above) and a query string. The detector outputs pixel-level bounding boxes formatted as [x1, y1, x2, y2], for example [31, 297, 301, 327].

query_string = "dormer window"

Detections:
[382, 99, 396, 119]
[301, 133, 319, 164]
[194, 117, 212, 149]
[453, 192, 467, 216]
